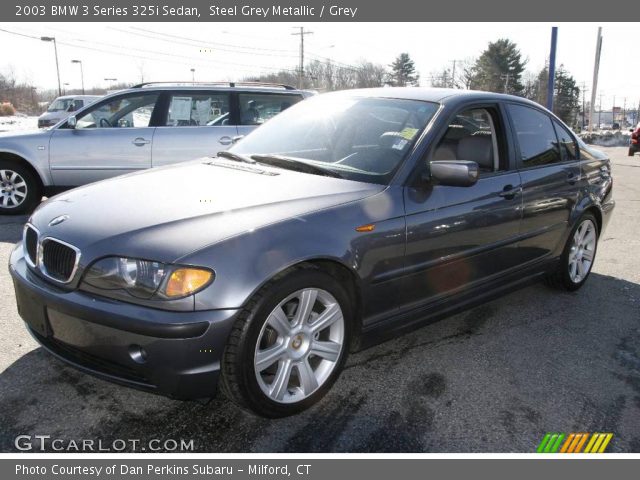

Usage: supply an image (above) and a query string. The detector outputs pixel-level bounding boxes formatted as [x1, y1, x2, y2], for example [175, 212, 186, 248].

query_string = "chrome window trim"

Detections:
[37, 236, 82, 285]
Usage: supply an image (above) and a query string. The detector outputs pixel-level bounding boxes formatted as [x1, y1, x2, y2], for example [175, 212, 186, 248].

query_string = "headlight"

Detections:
[82, 256, 213, 300]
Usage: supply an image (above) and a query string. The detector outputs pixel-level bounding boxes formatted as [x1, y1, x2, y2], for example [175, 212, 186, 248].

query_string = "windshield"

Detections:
[230, 95, 439, 184]
[47, 99, 75, 112]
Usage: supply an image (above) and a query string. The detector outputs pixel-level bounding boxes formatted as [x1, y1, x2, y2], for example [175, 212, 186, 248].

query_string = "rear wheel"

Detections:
[221, 267, 351, 417]
[0, 160, 42, 215]
[629, 147, 636, 157]
[548, 213, 598, 291]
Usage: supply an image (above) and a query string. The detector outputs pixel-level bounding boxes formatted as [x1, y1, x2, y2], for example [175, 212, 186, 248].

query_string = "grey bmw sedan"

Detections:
[9, 88, 614, 417]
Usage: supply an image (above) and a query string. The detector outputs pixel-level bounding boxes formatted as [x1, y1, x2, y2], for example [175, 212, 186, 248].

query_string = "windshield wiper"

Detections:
[216, 151, 256, 164]
[250, 154, 343, 179]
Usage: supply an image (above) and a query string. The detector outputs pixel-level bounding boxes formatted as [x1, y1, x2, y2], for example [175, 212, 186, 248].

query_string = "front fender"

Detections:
[187, 188, 406, 311]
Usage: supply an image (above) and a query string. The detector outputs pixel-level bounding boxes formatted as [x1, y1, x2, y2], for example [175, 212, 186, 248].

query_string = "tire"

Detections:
[220, 266, 352, 417]
[0, 160, 42, 215]
[629, 147, 636, 157]
[547, 213, 599, 291]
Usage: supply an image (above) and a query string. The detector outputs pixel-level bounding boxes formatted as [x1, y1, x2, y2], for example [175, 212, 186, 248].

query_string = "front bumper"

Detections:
[9, 244, 239, 400]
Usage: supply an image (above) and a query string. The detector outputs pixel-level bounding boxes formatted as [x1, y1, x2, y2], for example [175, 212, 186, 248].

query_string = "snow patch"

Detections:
[0, 115, 39, 133]
[578, 130, 631, 147]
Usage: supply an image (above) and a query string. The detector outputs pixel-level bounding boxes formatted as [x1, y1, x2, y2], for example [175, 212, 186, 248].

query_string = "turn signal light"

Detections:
[165, 268, 213, 297]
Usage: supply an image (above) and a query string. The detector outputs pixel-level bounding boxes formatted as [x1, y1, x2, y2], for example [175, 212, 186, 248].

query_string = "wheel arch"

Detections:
[571, 198, 603, 234]
[0, 151, 46, 192]
[249, 257, 365, 351]
[584, 205, 603, 234]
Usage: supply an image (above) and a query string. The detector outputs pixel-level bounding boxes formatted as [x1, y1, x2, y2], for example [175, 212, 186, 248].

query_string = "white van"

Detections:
[38, 95, 101, 128]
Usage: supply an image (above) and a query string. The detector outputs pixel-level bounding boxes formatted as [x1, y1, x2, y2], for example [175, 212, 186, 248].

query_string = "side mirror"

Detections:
[429, 160, 479, 187]
[67, 116, 77, 128]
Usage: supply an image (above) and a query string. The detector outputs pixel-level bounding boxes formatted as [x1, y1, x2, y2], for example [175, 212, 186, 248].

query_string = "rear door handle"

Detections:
[499, 185, 522, 199]
[132, 137, 151, 146]
[566, 172, 579, 185]
[218, 136, 233, 146]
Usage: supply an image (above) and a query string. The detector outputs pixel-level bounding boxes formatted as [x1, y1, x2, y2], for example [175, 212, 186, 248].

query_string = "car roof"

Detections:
[54, 95, 101, 100]
[124, 82, 307, 94]
[322, 87, 545, 108]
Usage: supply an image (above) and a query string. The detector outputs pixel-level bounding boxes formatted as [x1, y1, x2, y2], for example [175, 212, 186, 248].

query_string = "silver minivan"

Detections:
[37, 95, 102, 128]
[0, 82, 312, 214]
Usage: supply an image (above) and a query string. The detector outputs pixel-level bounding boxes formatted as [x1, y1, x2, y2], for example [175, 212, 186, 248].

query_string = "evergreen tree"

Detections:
[389, 53, 419, 87]
[529, 65, 580, 125]
[470, 39, 527, 95]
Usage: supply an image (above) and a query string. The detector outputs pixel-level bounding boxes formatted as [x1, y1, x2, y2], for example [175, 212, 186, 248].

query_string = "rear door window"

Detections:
[165, 92, 231, 127]
[507, 104, 561, 168]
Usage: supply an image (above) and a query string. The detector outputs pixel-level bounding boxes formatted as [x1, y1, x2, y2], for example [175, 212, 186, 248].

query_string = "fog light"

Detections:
[128, 344, 148, 364]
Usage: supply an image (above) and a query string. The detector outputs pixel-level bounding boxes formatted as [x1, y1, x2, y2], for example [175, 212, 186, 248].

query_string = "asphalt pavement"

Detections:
[0, 146, 639, 453]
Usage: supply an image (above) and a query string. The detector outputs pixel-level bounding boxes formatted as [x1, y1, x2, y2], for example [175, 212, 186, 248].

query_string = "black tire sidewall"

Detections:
[0, 161, 41, 215]
[560, 213, 599, 291]
[235, 269, 352, 417]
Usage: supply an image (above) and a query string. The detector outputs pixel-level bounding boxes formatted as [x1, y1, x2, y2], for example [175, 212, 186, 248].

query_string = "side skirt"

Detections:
[354, 258, 558, 351]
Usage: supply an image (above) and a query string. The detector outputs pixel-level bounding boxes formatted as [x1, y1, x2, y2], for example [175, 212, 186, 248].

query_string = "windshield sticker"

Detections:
[399, 127, 419, 140]
[392, 138, 409, 150]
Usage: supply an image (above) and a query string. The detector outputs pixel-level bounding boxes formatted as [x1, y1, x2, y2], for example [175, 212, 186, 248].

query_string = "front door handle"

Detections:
[499, 185, 522, 199]
[132, 137, 151, 146]
[218, 136, 233, 146]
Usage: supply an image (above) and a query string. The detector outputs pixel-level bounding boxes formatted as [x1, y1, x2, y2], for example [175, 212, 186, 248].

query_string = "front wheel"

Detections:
[220, 267, 351, 417]
[0, 161, 42, 215]
[548, 213, 599, 291]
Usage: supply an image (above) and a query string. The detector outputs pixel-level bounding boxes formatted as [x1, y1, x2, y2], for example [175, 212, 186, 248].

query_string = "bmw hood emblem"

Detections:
[48, 215, 69, 227]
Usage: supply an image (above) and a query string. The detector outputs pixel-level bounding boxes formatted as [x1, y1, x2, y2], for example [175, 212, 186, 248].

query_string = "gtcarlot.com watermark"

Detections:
[14, 435, 194, 452]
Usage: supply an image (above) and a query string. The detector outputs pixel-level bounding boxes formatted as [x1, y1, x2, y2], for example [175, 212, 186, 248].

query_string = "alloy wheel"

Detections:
[568, 219, 597, 283]
[254, 288, 345, 404]
[0, 169, 28, 209]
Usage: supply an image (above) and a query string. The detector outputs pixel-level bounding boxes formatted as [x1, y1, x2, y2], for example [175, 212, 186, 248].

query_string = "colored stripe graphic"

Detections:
[537, 433, 613, 453]
[560, 433, 575, 453]
[537, 433, 552, 453]
[584, 433, 599, 453]
[572, 433, 589, 453]
[597, 433, 613, 453]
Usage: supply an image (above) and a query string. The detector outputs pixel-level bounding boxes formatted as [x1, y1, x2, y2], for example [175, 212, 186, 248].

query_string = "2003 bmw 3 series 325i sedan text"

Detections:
[10, 88, 614, 417]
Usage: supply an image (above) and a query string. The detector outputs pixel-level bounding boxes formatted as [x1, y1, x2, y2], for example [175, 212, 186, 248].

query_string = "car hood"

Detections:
[30, 158, 386, 263]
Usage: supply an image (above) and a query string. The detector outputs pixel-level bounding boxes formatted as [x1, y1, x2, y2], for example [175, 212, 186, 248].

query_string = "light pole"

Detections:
[547, 27, 558, 111]
[41, 36, 62, 97]
[71, 60, 85, 95]
[190, 68, 195, 82]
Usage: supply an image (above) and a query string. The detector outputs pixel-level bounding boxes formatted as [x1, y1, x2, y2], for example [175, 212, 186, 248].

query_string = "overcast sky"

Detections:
[0, 22, 635, 109]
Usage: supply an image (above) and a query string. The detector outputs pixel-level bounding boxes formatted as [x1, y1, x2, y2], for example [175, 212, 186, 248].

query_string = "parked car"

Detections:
[10, 88, 615, 417]
[629, 123, 640, 156]
[37, 95, 102, 128]
[0, 82, 311, 214]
